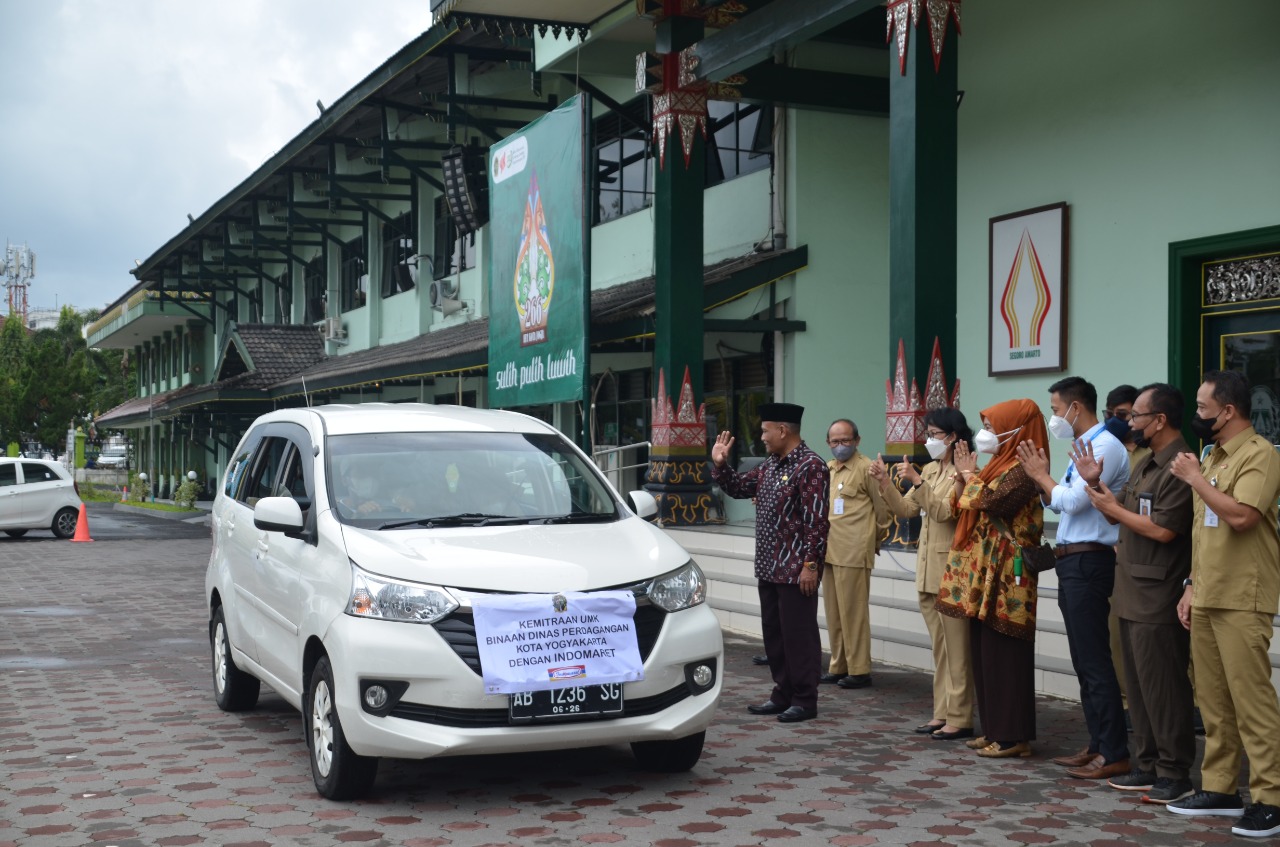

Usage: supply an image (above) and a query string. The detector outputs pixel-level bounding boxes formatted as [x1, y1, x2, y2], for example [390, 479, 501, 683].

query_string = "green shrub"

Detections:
[128, 472, 151, 502]
[174, 478, 201, 510]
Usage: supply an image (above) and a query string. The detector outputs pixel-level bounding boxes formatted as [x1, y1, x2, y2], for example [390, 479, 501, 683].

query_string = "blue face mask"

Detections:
[1103, 415, 1131, 442]
[831, 444, 855, 462]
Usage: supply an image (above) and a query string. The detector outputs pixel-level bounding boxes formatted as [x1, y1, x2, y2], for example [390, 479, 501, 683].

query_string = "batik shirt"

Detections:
[712, 441, 830, 583]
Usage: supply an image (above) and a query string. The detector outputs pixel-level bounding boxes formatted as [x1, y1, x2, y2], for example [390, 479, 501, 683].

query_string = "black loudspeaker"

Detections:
[441, 146, 489, 235]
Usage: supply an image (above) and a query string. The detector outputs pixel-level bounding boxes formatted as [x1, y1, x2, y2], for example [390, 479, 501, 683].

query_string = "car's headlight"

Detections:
[647, 561, 707, 612]
[346, 562, 458, 624]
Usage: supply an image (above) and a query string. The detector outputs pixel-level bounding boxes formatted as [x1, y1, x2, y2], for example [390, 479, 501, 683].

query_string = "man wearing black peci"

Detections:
[712, 403, 831, 723]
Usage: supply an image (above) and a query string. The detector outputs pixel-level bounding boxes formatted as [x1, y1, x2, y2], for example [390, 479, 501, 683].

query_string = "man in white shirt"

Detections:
[1018, 376, 1131, 781]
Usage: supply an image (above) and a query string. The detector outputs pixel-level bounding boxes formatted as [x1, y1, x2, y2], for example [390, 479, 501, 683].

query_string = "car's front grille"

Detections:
[388, 682, 692, 728]
[434, 602, 667, 676]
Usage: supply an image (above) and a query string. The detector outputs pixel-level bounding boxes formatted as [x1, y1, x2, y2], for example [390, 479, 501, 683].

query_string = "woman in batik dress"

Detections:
[936, 398, 1047, 759]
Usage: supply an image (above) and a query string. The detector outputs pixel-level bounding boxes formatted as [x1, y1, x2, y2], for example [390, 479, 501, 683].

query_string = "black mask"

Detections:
[1103, 415, 1131, 443]
[1189, 411, 1221, 442]
[1131, 425, 1153, 450]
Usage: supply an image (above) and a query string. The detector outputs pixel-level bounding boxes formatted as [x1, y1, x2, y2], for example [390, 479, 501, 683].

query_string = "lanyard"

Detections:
[1063, 423, 1105, 485]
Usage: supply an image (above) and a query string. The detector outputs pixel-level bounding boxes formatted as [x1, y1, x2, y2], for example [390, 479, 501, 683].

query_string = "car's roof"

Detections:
[276, 403, 561, 437]
[0, 457, 66, 470]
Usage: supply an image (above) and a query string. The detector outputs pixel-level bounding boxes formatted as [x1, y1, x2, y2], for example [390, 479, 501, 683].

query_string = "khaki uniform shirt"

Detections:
[825, 452, 887, 569]
[1113, 437, 1194, 623]
[880, 461, 958, 594]
[1191, 426, 1280, 614]
[1128, 445, 1152, 474]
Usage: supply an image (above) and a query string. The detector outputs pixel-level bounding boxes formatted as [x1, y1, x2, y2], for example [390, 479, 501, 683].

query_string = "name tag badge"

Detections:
[1138, 493, 1153, 517]
[833, 497, 845, 515]
[1205, 506, 1219, 528]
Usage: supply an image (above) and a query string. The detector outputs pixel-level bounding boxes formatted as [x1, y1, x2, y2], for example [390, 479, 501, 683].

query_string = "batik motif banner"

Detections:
[488, 95, 588, 407]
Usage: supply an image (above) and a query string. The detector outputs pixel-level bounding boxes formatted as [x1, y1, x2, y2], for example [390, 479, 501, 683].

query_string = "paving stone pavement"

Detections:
[0, 530, 1250, 846]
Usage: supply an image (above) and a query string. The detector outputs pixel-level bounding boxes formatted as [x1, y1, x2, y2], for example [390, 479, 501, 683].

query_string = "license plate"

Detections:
[508, 683, 624, 722]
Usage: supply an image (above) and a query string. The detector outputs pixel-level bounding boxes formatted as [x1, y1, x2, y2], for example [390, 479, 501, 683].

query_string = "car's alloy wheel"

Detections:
[51, 508, 79, 539]
[210, 607, 259, 711]
[306, 656, 377, 800]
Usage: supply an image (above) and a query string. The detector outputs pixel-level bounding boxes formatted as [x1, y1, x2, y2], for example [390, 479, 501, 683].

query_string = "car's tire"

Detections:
[4, 529, 28, 538]
[306, 656, 378, 800]
[210, 608, 260, 711]
[51, 508, 79, 539]
[631, 731, 706, 772]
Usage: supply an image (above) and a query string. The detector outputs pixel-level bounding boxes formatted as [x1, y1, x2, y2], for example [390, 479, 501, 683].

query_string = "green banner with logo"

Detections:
[487, 95, 588, 408]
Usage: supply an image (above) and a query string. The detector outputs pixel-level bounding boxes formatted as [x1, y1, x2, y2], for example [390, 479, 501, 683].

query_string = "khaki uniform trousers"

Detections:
[920, 591, 974, 726]
[823, 565, 871, 676]
[1192, 606, 1280, 805]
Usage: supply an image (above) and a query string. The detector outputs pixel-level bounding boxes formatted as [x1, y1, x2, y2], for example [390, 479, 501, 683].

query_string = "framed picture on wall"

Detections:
[988, 202, 1069, 376]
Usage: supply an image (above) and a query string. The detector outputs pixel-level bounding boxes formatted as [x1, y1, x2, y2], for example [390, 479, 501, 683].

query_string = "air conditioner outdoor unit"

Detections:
[429, 279, 463, 316]
[322, 316, 346, 342]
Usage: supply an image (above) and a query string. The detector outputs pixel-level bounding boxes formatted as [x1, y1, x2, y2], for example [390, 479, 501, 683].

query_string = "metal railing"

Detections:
[592, 441, 650, 493]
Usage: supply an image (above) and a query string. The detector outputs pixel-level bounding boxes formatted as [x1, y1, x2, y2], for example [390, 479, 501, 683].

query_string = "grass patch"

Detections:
[117, 500, 199, 513]
[78, 482, 123, 503]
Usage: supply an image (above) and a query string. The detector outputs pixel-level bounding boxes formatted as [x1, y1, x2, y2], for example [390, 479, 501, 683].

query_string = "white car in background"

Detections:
[205, 403, 723, 800]
[95, 448, 129, 469]
[0, 458, 83, 539]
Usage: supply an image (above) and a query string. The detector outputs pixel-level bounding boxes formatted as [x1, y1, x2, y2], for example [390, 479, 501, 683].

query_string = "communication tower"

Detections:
[0, 242, 36, 326]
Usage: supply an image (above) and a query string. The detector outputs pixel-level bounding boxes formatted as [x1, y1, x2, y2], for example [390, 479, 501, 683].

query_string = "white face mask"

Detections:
[924, 436, 949, 460]
[974, 426, 1021, 455]
[1047, 405, 1077, 440]
[350, 475, 374, 498]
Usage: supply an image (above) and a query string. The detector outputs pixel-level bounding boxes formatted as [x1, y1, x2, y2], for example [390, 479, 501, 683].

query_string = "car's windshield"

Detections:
[326, 430, 621, 529]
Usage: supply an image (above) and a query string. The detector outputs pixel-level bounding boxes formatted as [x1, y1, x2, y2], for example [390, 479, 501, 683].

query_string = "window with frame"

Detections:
[594, 100, 653, 224]
[340, 235, 367, 312]
[705, 101, 772, 187]
[704, 355, 771, 468]
[432, 196, 476, 281]
[381, 210, 417, 298]
[304, 255, 326, 324]
[0, 464, 15, 487]
[238, 437, 290, 507]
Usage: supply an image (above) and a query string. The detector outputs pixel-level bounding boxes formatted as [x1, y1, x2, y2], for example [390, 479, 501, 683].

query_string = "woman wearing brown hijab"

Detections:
[936, 398, 1048, 759]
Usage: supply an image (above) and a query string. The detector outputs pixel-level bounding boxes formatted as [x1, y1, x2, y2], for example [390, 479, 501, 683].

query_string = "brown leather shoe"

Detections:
[976, 741, 1032, 758]
[1065, 755, 1131, 780]
[1051, 747, 1096, 767]
[965, 735, 989, 750]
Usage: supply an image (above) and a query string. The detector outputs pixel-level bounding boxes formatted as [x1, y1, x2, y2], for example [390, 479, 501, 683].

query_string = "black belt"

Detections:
[1054, 542, 1112, 559]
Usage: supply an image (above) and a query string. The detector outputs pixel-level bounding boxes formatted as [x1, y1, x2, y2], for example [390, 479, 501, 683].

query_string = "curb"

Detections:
[112, 502, 209, 522]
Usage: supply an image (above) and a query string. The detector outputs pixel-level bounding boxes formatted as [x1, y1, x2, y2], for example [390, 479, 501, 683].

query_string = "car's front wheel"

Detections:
[631, 731, 706, 772]
[306, 656, 378, 800]
[210, 607, 260, 711]
[4, 529, 28, 538]
[51, 507, 79, 539]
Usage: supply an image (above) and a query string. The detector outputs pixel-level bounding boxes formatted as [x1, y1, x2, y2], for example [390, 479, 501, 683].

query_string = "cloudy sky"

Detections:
[0, 1, 431, 315]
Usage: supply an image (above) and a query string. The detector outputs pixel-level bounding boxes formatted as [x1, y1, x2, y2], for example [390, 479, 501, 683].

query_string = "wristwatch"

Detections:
[1182, 578, 1193, 588]
[803, 561, 817, 571]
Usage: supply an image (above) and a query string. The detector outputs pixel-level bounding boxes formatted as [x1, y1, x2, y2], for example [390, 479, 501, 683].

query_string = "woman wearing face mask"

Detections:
[935, 398, 1048, 760]
[871, 408, 976, 740]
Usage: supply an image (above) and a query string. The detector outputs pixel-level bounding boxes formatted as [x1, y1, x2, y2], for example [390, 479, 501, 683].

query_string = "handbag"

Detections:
[990, 515, 1056, 575]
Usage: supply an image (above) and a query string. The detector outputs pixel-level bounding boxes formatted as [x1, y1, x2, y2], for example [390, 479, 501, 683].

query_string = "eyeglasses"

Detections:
[1128, 410, 1159, 422]
[1104, 409, 1132, 422]
[925, 430, 948, 439]
[827, 438, 855, 446]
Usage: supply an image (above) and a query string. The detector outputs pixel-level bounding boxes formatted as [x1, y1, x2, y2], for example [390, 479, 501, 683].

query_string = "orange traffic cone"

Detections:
[70, 503, 94, 542]
[120, 486, 127, 502]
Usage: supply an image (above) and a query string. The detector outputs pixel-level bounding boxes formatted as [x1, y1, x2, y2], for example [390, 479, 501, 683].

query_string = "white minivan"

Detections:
[206, 404, 722, 800]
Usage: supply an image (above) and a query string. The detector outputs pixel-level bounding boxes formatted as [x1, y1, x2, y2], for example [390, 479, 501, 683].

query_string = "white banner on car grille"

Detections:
[471, 590, 644, 694]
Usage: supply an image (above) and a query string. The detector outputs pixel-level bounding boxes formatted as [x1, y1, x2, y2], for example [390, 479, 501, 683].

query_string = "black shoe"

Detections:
[819, 672, 846, 684]
[746, 700, 787, 715]
[1232, 802, 1280, 837]
[915, 722, 945, 734]
[1143, 777, 1194, 805]
[1167, 790, 1244, 817]
[837, 674, 872, 689]
[751, 655, 769, 666]
[1107, 768, 1156, 791]
[930, 727, 974, 741]
[777, 706, 817, 723]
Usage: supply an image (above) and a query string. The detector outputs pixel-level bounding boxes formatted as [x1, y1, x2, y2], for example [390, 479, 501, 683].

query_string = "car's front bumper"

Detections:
[323, 603, 723, 760]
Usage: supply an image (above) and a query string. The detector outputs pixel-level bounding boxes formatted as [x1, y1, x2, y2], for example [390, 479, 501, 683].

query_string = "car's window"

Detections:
[0, 464, 16, 487]
[277, 445, 313, 511]
[239, 437, 289, 507]
[224, 433, 263, 500]
[19, 463, 57, 484]
[326, 431, 620, 528]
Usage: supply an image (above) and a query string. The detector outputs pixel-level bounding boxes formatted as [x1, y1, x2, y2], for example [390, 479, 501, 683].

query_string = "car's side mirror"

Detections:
[629, 490, 658, 520]
[254, 496, 305, 535]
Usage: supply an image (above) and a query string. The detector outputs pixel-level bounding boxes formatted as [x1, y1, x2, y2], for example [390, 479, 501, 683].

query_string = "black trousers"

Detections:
[1057, 549, 1128, 763]
[1121, 618, 1195, 779]
[758, 579, 821, 711]
[970, 618, 1037, 742]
